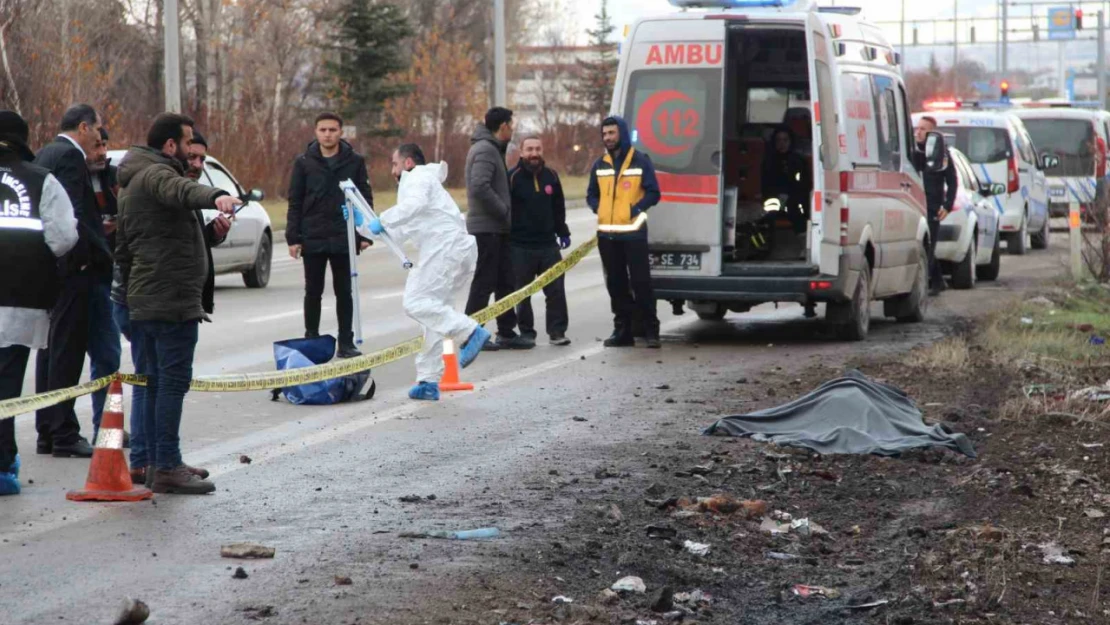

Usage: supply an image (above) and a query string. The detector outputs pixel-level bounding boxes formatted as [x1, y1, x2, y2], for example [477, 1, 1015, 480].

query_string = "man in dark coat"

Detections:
[116, 112, 239, 494]
[914, 116, 958, 296]
[32, 103, 110, 458]
[285, 112, 372, 358]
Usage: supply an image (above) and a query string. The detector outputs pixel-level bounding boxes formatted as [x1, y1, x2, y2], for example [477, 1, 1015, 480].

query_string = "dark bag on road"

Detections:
[270, 335, 374, 405]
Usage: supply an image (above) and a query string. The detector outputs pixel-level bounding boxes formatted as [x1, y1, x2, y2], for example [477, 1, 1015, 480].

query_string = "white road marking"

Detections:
[246, 307, 330, 324]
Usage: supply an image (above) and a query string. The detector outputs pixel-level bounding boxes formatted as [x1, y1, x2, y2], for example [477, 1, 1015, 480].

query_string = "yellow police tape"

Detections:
[0, 236, 599, 420]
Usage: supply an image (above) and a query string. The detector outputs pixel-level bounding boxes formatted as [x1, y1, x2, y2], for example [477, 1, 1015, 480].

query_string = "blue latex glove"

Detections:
[368, 217, 384, 235]
[558, 235, 571, 250]
[342, 204, 365, 228]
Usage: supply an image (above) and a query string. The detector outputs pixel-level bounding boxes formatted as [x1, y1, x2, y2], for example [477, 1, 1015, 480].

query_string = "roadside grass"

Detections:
[261, 175, 588, 234]
[907, 336, 971, 371]
[971, 282, 1110, 423]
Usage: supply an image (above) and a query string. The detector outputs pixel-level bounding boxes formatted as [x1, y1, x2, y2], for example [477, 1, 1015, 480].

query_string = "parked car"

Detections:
[617, 0, 941, 341]
[914, 110, 1052, 255]
[935, 148, 1003, 288]
[107, 149, 273, 288]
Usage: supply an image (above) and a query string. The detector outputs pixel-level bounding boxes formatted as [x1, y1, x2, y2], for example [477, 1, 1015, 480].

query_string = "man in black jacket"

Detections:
[914, 116, 957, 296]
[32, 103, 110, 458]
[286, 112, 372, 359]
[508, 136, 571, 346]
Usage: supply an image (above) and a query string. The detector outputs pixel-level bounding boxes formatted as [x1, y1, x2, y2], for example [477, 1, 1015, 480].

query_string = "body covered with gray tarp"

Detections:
[703, 371, 976, 458]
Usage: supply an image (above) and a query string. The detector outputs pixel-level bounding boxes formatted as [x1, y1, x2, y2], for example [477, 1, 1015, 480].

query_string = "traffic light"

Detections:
[1077, 9, 1084, 30]
[1000, 80, 1011, 103]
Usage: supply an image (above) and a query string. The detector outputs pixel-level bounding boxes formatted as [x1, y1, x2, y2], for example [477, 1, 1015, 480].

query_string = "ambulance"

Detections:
[611, 0, 944, 340]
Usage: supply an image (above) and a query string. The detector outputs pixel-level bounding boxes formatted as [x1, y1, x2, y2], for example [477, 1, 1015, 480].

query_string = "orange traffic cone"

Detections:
[67, 379, 152, 502]
[438, 339, 474, 392]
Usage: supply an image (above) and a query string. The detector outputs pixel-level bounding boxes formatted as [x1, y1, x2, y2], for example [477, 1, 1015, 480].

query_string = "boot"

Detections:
[52, 437, 94, 458]
[337, 343, 362, 359]
[604, 325, 634, 348]
[645, 323, 662, 349]
[151, 465, 216, 495]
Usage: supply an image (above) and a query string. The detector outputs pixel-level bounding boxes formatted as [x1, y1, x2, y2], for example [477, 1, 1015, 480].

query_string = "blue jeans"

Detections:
[130, 319, 199, 471]
[113, 302, 150, 467]
[89, 278, 121, 434]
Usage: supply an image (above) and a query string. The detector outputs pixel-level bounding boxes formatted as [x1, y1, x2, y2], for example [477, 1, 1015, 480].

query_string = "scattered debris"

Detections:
[645, 525, 677, 539]
[113, 598, 150, 625]
[572, 416, 588, 422]
[792, 584, 841, 599]
[1041, 542, 1077, 565]
[612, 576, 647, 594]
[220, 543, 276, 559]
[1070, 383, 1110, 402]
[1091, 335, 1106, 346]
[765, 551, 800, 561]
[240, 605, 277, 620]
[650, 586, 674, 612]
[607, 504, 624, 523]
[239, 455, 252, 464]
[1025, 296, 1055, 307]
[333, 575, 352, 586]
[598, 589, 620, 605]
[673, 589, 712, 605]
[1086, 509, 1106, 519]
[398, 494, 424, 503]
[683, 540, 711, 556]
[232, 567, 249, 579]
[789, 518, 829, 537]
[655, 384, 671, 390]
[1020, 317, 1034, 325]
[848, 599, 890, 610]
[761, 518, 792, 535]
[551, 595, 574, 604]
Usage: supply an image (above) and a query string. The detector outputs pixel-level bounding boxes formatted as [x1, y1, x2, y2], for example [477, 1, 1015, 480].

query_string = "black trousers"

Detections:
[0, 345, 30, 473]
[598, 236, 658, 333]
[927, 216, 943, 289]
[303, 252, 354, 346]
[511, 245, 568, 338]
[464, 233, 518, 337]
[35, 273, 93, 446]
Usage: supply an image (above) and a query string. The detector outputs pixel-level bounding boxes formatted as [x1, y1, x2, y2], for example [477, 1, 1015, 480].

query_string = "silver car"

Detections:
[108, 150, 273, 288]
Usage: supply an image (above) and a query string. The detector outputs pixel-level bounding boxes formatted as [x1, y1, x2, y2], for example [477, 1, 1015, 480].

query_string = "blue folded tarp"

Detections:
[272, 335, 374, 405]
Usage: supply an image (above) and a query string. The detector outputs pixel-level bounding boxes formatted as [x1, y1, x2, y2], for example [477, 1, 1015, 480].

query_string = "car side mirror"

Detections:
[1040, 154, 1060, 169]
[924, 132, 946, 173]
[980, 182, 1007, 197]
[243, 188, 264, 202]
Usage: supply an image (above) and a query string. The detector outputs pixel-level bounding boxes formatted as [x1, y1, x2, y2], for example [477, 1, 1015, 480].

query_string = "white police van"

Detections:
[913, 109, 1052, 255]
[1013, 107, 1110, 224]
[613, 0, 943, 340]
[935, 147, 1004, 288]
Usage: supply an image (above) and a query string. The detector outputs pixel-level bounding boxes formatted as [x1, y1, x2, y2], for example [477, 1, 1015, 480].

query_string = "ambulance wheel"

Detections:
[829, 263, 870, 341]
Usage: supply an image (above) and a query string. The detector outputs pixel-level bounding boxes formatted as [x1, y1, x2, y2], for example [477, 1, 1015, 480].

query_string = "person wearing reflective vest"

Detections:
[586, 115, 662, 348]
[0, 110, 80, 495]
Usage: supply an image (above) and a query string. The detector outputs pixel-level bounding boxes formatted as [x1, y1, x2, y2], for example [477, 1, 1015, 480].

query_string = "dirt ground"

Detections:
[225, 279, 1110, 625]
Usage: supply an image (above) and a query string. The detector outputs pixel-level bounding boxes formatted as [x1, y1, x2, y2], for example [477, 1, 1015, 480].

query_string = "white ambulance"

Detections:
[612, 0, 944, 340]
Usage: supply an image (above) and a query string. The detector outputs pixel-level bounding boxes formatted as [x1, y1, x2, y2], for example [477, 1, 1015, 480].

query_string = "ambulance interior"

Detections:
[720, 27, 814, 266]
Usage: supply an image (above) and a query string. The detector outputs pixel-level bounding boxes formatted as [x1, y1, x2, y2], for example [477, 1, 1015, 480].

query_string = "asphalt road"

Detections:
[0, 212, 1071, 624]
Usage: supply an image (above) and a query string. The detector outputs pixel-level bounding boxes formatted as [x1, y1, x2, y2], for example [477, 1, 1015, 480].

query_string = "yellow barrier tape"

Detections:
[0, 236, 599, 419]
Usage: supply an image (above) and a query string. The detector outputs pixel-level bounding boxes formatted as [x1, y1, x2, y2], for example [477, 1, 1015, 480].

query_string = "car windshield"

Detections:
[937, 127, 1010, 164]
[1022, 118, 1095, 176]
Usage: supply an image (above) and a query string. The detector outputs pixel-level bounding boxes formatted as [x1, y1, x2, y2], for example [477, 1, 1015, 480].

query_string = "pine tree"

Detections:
[325, 0, 414, 135]
[575, 0, 619, 123]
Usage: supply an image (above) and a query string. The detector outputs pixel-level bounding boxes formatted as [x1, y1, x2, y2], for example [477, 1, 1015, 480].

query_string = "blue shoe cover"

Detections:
[408, 381, 440, 401]
[10, 453, 19, 478]
[458, 326, 491, 369]
[0, 472, 20, 496]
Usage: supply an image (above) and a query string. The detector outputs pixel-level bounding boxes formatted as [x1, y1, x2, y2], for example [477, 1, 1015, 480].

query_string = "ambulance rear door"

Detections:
[616, 17, 726, 277]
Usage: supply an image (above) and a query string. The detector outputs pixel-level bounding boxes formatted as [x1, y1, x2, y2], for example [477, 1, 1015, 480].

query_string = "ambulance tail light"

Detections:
[839, 203, 850, 246]
[1007, 156, 1020, 194]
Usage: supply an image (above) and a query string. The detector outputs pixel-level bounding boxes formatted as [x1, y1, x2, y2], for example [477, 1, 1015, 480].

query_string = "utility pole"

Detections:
[953, 0, 960, 93]
[1059, 40, 1067, 98]
[493, 0, 507, 107]
[1002, 0, 1008, 73]
[1099, 10, 1106, 109]
[900, 0, 907, 60]
[164, 0, 181, 113]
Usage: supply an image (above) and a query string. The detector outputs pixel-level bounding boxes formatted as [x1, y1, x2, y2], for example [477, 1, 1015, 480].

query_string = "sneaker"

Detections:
[151, 465, 216, 495]
[603, 329, 634, 348]
[549, 335, 572, 346]
[136, 463, 208, 484]
[408, 381, 441, 401]
[459, 326, 491, 369]
[481, 341, 501, 352]
[645, 335, 662, 349]
[337, 344, 362, 359]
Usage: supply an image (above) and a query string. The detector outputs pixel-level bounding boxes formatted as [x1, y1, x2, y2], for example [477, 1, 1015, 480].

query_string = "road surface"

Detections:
[0, 210, 1070, 623]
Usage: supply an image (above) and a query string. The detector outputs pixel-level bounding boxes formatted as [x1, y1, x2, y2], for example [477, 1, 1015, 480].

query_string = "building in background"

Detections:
[509, 45, 612, 134]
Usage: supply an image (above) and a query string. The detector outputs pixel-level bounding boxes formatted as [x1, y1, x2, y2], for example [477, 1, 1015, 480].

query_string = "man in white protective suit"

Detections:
[367, 144, 492, 401]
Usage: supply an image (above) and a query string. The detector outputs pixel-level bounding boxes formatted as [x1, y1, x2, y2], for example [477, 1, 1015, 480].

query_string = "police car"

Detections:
[934, 147, 1003, 288]
[914, 109, 1052, 255]
[1012, 107, 1110, 224]
[108, 150, 273, 288]
[615, 0, 944, 340]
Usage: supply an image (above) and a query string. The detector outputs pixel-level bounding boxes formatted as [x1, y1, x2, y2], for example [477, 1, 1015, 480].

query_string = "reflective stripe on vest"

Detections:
[598, 211, 647, 233]
[622, 168, 643, 176]
[596, 168, 616, 177]
[0, 216, 44, 231]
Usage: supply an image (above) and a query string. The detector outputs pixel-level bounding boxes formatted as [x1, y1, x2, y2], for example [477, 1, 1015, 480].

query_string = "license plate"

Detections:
[1049, 187, 1067, 198]
[649, 251, 702, 270]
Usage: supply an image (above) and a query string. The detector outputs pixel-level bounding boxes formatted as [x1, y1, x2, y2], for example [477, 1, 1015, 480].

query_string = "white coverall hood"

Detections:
[379, 160, 478, 383]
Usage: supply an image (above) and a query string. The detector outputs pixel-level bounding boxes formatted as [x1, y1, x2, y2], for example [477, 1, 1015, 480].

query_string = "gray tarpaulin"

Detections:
[702, 370, 976, 458]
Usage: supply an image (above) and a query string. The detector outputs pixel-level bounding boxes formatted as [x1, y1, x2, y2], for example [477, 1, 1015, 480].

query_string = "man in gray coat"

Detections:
[116, 112, 239, 495]
[463, 107, 530, 350]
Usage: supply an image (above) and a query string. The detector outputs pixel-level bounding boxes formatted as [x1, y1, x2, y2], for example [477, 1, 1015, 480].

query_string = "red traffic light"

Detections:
[1000, 81, 1010, 91]
[1077, 9, 1084, 29]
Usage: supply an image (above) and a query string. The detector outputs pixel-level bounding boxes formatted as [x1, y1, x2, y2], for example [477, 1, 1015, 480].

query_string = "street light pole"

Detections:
[953, 0, 960, 93]
[1002, 0, 1008, 73]
[493, 0, 507, 107]
[164, 0, 181, 113]
[1098, 10, 1106, 109]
